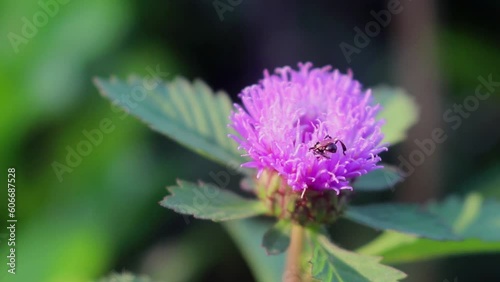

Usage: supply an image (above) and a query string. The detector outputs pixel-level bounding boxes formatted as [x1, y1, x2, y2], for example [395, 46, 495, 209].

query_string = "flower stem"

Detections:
[284, 224, 305, 282]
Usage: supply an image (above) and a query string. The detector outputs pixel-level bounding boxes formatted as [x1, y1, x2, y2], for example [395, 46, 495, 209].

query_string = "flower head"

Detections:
[230, 63, 387, 196]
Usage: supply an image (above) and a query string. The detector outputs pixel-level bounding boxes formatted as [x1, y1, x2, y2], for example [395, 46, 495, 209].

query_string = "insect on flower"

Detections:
[309, 135, 347, 159]
[230, 63, 386, 195]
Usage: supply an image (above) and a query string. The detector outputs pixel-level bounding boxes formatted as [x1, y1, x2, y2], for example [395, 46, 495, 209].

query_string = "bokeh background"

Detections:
[1, 0, 499, 281]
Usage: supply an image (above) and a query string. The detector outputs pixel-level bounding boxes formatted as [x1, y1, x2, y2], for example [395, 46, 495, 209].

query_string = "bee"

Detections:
[309, 135, 347, 159]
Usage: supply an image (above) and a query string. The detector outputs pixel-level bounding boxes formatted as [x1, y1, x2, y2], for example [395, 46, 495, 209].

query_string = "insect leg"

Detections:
[335, 140, 347, 155]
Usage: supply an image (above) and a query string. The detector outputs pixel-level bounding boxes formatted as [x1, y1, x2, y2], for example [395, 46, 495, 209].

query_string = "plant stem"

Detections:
[284, 224, 305, 282]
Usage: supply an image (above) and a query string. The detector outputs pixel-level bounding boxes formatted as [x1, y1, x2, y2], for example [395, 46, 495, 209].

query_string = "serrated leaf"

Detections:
[94, 77, 246, 172]
[372, 86, 418, 145]
[224, 219, 285, 282]
[344, 204, 459, 240]
[160, 181, 266, 221]
[262, 220, 292, 255]
[356, 194, 500, 264]
[310, 234, 406, 282]
[354, 165, 403, 192]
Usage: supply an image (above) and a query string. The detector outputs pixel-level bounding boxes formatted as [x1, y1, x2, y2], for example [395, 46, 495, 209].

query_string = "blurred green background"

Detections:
[0, 0, 499, 281]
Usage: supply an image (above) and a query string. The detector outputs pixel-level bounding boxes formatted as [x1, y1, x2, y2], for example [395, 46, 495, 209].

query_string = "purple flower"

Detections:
[229, 63, 387, 196]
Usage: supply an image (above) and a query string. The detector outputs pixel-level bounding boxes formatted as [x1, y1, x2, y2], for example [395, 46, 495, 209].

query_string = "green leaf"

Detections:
[310, 234, 406, 282]
[372, 86, 418, 145]
[358, 231, 500, 264]
[159, 180, 266, 221]
[94, 77, 246, 171]
[353, 165, 403, 192]
[262, 220, 292, 255]
[344, 204, 459, 240]
[357, 193, 500, 264]
[427, 193, 500, 241]
[224, 219, 285, 282]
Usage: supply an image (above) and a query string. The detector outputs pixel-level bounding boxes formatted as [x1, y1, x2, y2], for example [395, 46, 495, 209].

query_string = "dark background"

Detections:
[0, 0, 499, 281]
